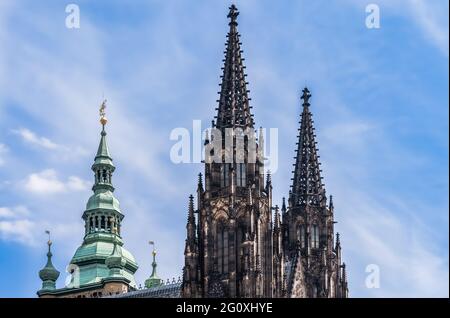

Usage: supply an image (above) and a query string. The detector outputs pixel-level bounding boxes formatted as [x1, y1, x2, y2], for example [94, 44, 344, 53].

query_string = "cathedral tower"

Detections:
[37, 101, 139, 298]
[182, 4, 274, 298]
[282, 88, 348, 298]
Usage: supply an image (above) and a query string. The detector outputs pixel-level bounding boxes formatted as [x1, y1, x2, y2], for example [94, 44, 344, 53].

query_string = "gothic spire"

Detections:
[274, 205, 281, 230]
[214, 4, 254, 130]
[197, 173, 203, 191]
[290, 88, 326, 207]
[186, 195, 196, 248]
[281, 197, 287, 214]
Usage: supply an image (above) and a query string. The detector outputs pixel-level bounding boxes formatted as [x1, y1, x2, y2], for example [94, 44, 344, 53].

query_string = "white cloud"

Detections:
[12, 128, 59, 150]
[24, 169, 90, 195]
[0, 205, 30, 218]
[0, 205, 81, 248]
[338, 190, 449, 297]
[11, 128, 89, 160]
[0, 219, 36, 246]
[409, 0, 449, 57]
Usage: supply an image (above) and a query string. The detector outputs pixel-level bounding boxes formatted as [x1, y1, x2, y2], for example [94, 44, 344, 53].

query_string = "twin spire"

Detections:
[290, 87, 326, 207]
[215, 4, 254, 130]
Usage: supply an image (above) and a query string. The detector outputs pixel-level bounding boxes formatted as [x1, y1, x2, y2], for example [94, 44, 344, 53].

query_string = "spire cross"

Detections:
[227, 4, 239, 26]
[301, 87, 311, 106]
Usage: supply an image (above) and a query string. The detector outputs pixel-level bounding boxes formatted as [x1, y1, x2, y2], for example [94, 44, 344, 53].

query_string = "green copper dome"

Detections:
[86, 189, 121, 212]
[38, 241, 60, 292]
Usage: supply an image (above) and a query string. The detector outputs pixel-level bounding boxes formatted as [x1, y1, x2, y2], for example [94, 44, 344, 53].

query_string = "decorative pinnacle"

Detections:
[198, 173, 203, 188]
[188, 194, 195, 220]
[99, 99, 108, 127]
[227, 4, 239, 26]
[301, 87, 311, 107]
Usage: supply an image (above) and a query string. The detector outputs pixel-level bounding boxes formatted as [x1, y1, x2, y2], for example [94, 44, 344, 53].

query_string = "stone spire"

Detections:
[281, 197, 287, 215]
[215, 4, 254, 130]
[290, 88, 326, 207]
[38, 231, 60, 293]
[186, 195, 197, 250]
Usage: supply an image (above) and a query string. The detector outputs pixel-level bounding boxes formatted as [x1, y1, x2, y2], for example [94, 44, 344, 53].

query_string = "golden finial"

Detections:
[99, 99, 108, 126]
[149, 241, 156, 256]
[45, 230, 52, 247]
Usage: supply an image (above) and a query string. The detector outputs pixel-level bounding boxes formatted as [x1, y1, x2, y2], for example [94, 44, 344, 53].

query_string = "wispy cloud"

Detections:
[12, 128, 59, 150]
[409, 0, 449, 57]
[11, 128, 88, 159]
[0, 1, 447, 297]
[0, 206, 35, 246]
[23, 169, 90, 195]
[0, 205, 30, 219]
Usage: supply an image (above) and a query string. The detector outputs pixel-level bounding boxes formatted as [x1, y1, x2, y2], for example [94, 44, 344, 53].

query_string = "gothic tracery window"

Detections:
[312, 224, 319, 248]
[217, 223, 229, 274]
[297, 224, 306, 248]
[220, 164, 230, 187]
[236, 163, 246, 187]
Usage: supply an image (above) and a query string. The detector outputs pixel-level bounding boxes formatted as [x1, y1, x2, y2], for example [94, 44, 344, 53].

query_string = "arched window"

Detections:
[217, 223, 229, 274]
[297, 225, 306, 248]
[236, 163, 246, 187]
[220, 164, 230, 187]
[312, 224, 319, 248]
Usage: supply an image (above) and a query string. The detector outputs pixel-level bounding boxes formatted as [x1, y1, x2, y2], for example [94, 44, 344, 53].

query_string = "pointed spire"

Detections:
[329, 195, 334, 210]
[336, 232, 341, 247]
[188, 194, 195, 222]
[266, 170, 272, 185]
[342, 262, 347, 282]
[145, 241, 162, 288]
[290, 87, 325, 207]
[186, 195, 196, 245]
[281, 197, 287, 214]
[197, 173, 203, 190]
[38, 231, 60, 292]
[274, 205, 281, 230]
[94, 99, 114, 166]
[92, 100, 115, 193]
[215, 4, 254, 130]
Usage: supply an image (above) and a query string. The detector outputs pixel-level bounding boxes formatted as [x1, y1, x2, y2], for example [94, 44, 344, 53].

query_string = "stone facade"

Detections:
[182, 5, 349, 298]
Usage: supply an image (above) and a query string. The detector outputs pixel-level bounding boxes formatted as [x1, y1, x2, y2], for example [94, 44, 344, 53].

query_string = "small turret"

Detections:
[145, 241, 162, 288]
[38, 231, 60, 292]
[105, 242, 126, 278]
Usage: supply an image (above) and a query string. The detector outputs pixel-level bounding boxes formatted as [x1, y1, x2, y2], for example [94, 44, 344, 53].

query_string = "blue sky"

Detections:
[0, 0, 448, 297]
